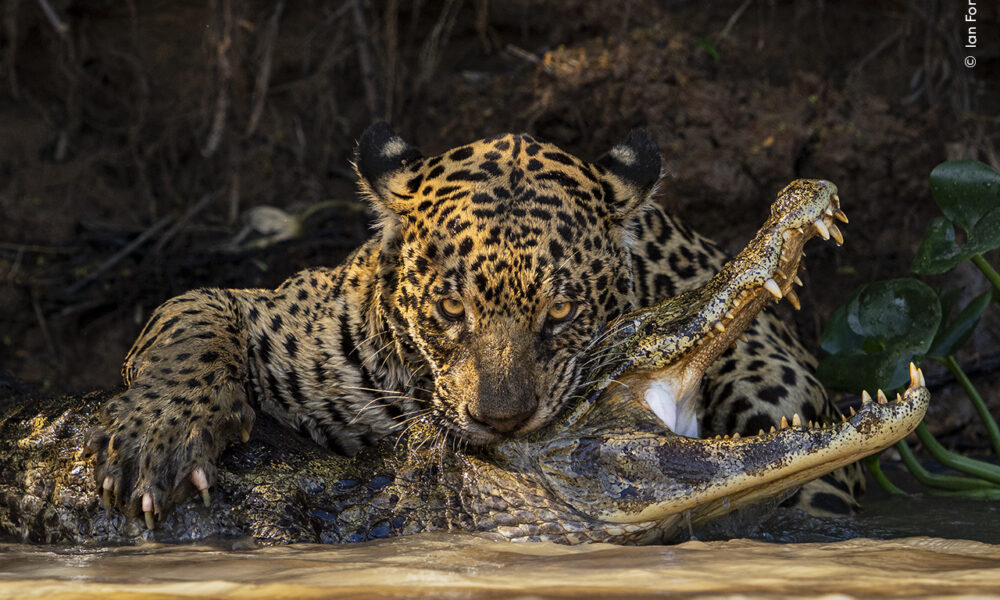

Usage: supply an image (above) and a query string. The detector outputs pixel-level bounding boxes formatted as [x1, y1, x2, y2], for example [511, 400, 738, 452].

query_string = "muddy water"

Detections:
[2, 496, 999, 599]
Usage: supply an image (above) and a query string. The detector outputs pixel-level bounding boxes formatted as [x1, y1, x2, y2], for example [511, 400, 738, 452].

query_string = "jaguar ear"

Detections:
[595, 129, 662, 220]
[355, 122, 424, 215]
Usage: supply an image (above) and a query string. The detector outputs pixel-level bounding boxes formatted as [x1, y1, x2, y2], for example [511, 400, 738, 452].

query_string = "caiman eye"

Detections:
[438, 298, 466, 321]
[547, 301, 578, 324]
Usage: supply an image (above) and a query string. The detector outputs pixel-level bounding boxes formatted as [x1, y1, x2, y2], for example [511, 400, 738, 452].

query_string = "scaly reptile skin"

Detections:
[0, 180, 929, 545]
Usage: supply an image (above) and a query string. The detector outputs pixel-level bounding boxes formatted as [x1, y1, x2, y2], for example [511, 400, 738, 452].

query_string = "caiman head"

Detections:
[493, 179, 930, 543]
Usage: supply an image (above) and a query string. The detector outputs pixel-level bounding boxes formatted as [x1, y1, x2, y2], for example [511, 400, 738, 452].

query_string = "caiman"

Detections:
[0, 179, 929, 545]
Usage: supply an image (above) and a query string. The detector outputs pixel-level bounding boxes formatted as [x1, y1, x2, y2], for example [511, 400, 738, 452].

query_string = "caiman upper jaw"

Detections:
[586, 179, 847, 435]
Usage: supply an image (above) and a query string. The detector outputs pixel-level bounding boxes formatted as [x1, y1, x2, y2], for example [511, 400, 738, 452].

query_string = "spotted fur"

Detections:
[88, 123, 860, 519]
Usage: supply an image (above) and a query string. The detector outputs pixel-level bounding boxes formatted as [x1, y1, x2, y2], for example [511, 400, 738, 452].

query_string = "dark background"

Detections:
[1, 0, 998, 450]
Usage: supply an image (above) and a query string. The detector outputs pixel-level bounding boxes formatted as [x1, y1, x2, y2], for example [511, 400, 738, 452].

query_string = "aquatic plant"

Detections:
[818, 159, 1000, 499]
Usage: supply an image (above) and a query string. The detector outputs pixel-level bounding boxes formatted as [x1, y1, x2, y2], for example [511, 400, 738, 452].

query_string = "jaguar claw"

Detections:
[241, 427, 251, 443]
[142, 493, 155, 530]
[101, 476, 114, 509]
[191, 468, 211, 507]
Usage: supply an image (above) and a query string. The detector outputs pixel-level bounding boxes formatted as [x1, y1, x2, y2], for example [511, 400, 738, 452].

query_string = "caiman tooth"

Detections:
[791, 413, 801, 427]
[896, 393, 903, 402]
[714, 321, 726, 333]
[919, 368, 926, 387]
[849, 406, 857, 416]
[732, 432, 740, 439]
[814, 219, 831, 240]
[782, 229, 794, 242]
[829, 223, 844, 245]
[841, 413, 846, 422]
[861, 390, 873, 405]
[909, 363, 922, 390]
[769, 425, 777, 433]
[831, 193, 841, 209]
[725, 310, 735, 320]
[723, 434, 730, 440]
[794, 274, 804, 286]
[764, 278, 783, 299]
[738, 333, 749, 343]
[834, 209, 849, 223]
[877, 389, 888, 404]
[780, 416, 789, 429]
[758, 429, 766, 436]
[785, 288, 801, 310]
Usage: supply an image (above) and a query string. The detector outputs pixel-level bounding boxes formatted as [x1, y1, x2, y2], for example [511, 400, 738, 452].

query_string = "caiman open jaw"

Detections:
[588, 179, 848, 438]
[496, 178, 929, 543]
[527, 365, 928, 542]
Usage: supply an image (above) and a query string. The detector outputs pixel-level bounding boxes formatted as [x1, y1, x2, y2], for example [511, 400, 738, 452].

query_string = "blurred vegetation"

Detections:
[818, 159, 1000, 498]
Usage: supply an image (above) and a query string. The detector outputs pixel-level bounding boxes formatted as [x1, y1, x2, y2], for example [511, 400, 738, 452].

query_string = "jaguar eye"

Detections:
[547, 301, 577, 324]
[438, 298, 466, 321]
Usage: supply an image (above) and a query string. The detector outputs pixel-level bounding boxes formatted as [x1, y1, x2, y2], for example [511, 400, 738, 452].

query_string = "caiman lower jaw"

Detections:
[601, 365, 929, 526]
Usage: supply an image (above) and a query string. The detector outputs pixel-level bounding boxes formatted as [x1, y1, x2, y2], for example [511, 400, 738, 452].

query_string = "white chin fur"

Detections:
[644, 378, 700, 438]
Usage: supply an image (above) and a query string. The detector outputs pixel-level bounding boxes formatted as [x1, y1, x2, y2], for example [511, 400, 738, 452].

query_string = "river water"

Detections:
[2, 494, 999, 598]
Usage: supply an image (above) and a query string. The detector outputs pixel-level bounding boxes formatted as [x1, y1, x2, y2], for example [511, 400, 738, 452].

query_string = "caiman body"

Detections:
[0, 180, 929, 545]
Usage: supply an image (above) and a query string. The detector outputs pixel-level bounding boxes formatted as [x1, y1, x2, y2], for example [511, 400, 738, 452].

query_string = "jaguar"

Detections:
[88, 123, 858, 529]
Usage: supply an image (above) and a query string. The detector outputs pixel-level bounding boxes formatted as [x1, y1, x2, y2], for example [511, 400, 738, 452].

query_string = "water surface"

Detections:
[2, 493, 999, 599]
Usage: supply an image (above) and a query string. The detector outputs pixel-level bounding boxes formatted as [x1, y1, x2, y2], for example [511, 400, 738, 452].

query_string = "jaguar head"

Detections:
[356, 123, 662, 445]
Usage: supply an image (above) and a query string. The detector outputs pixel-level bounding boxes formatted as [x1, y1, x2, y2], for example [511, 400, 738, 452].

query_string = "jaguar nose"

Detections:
[466, 400, 537, 434]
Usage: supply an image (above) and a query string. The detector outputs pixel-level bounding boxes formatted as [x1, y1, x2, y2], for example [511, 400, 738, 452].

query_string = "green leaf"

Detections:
[696, 36, 720, 61]
[911, 210, 1000, 274]
[914, 160, 1000, 275]
[816, 288, 864, 355]
[929, 291, 992, 357]
[930, 160, 1000, 233]
[818, 278, 941, 393]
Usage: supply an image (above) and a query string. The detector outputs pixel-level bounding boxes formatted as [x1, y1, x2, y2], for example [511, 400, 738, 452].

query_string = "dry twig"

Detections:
[153, 194, 216, 255]
[350, 0, 381, 119]
[202, 0, 234, 158]
[35, 0, 68, 37]
[246, 0, 285, 137]
[68, 216, 173, 294]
